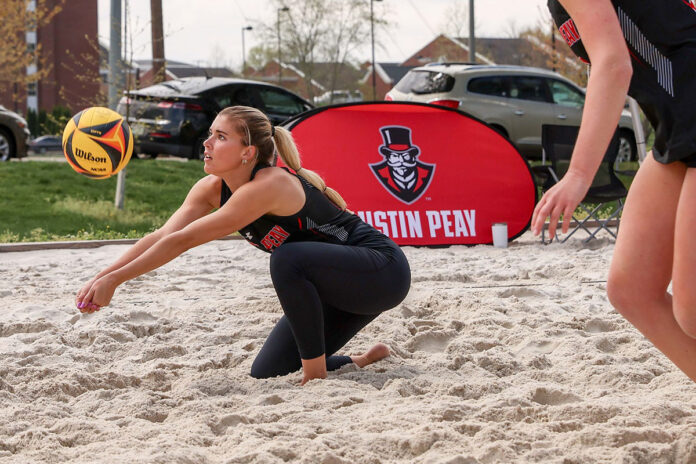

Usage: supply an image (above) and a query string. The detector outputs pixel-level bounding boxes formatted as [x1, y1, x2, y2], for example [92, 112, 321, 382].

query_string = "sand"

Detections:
[0, 233, 694, 464]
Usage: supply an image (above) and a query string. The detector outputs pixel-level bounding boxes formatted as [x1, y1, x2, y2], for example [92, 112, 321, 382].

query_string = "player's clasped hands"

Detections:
[75, 275, 117, 313]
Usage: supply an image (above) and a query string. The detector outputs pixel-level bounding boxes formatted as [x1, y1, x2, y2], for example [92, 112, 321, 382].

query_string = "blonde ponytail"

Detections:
[273, 126, 348, 211]
[218, 106, 349, 211]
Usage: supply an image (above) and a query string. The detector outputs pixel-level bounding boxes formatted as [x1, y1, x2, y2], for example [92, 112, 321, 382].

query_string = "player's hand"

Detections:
[77, 275, 118, 313]
[76, 277, 99, 312]
[531, 172, 590, 240]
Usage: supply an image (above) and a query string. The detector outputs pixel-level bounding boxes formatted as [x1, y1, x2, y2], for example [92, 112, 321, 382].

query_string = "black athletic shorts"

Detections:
[655, 150, 696, 168]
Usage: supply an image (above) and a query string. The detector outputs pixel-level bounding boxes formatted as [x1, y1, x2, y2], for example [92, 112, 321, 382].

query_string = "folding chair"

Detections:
[533, 124, 628, 243]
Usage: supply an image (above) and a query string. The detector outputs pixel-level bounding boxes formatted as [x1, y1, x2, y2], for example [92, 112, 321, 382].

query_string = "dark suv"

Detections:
[0, 105, 31, 160]
[117, 77, 314, 159]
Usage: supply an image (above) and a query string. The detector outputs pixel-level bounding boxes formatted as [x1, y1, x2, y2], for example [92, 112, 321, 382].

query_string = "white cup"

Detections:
[492, 222, 508, 248]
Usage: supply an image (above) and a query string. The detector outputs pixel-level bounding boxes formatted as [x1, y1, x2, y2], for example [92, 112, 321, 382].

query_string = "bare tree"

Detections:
[252, 0, 386, 100]
[278, 0, 330, 98]
[440, 1, 467, 38]
[439, 1, 479, 39]
[246, 45, 276, 71]
[504, 19, 519, 39]
[208, 43, 227, 68]
[521, 20, 588, 87]
[315, 0, 380, 101]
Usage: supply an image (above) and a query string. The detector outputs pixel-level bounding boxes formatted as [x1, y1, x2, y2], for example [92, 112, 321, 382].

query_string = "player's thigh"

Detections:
[608, 155, 686, 302]
[672, 166, 696, 334]
[271, 241, 409, 314]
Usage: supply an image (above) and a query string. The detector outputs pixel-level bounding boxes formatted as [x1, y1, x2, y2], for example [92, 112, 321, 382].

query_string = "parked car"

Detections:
[0, 105, 30, 160]
[29, 135, 63, 154]
[313, 90, 363, 106]
[386, 64, 637, 162]
[117, 77, 314, 159]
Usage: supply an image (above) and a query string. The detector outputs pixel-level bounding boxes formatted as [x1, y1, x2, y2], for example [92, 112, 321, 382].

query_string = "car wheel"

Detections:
[615, 130, 637, 168]
[0, 128, 15, 160]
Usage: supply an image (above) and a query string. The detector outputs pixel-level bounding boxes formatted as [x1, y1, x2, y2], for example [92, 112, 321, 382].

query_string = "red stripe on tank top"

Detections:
[297, 218, 302, 229]
[683, 0, 696, 11]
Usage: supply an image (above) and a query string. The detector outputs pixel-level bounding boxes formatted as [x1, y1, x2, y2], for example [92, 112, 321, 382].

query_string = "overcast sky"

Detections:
[97, 0, 550, 70]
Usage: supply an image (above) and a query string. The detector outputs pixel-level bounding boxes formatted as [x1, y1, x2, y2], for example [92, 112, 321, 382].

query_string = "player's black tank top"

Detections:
[548, 0, 696, 163]
[220, 164, 395, 255]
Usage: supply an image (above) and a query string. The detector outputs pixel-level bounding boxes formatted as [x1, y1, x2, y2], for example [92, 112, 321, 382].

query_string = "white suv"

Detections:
[386, 64, 636, 162]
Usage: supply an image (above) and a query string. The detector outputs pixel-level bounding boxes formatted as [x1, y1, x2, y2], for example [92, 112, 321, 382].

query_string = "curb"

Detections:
[0, 235, 243, 253]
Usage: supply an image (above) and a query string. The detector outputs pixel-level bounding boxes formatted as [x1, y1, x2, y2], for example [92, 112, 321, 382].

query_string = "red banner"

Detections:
[284, 102, 536, 246]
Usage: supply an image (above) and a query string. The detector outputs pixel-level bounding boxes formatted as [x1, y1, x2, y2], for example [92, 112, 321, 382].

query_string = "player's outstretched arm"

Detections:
[75, 175, 218, 311]
[76, 172, 283, 312]
[532, 0, 632, 239]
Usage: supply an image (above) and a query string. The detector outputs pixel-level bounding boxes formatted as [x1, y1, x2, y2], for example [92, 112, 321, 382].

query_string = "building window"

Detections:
[27, 42, 37, 64]
[27, 82, 37, 96]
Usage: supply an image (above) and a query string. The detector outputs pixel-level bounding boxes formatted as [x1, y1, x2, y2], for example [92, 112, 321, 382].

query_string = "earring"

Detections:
[242, 159, 247, 165]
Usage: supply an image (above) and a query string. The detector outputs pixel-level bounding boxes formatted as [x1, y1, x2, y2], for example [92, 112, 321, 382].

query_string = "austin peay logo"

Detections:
[369, 126, 435, 204]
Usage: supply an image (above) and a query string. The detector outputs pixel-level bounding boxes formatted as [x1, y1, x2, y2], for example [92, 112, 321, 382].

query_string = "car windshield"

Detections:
[257, 88, 306, 116]
[394, 70, 455, 95]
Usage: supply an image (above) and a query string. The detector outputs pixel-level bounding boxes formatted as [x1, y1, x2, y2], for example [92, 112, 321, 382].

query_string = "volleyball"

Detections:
[62, 107, 133, 179]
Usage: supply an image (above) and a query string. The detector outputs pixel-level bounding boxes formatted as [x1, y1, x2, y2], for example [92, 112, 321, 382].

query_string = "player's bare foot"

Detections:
[351, 343, 390, 368]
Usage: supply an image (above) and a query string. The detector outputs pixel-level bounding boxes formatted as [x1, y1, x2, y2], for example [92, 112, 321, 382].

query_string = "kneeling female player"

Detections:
[75, 106, 411, 385]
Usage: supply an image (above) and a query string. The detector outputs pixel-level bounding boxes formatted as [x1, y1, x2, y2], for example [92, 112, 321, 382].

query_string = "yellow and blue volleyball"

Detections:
[62, 107, 133, 179]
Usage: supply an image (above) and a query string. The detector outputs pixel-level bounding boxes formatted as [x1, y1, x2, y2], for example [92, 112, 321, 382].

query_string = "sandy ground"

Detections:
[0, 233, 694, 464]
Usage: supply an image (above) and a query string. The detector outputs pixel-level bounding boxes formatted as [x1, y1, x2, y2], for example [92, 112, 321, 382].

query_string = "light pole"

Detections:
[241, 25, 252, 75]
[469, 0, 475, 63]
[551, 20, 556, 72]
[277, 6, 289, 85]
[370, 0, 382, 100]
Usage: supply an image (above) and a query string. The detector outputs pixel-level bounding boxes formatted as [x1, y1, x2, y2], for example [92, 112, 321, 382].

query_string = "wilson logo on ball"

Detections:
[62, 106, 133, 179]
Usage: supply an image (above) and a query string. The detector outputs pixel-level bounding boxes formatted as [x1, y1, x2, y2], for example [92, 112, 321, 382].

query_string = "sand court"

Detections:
[1, 234, 695, 463]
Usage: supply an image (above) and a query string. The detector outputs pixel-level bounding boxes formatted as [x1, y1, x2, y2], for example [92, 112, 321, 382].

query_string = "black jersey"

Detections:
[220, 165, 391, 254]
[548, 0, 696, 164]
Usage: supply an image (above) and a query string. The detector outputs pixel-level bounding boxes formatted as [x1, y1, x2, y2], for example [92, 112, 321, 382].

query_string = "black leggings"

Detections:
[250, 240, 410, 379]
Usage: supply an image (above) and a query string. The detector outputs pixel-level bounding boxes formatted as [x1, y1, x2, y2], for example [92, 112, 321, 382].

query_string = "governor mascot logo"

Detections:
[369, 125, 435, 204]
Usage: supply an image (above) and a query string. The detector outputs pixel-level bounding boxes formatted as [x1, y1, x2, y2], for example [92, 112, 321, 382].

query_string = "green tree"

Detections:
[26, 108, 38, 137]
[42, 105, 71, 135]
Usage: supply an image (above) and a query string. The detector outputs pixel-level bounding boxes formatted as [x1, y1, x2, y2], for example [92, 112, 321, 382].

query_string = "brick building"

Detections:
[0, 0, 101, 115]
[401, 34, 494, 66]
[359, 62, 417, 101]
[359, 34, 497, 101]
[359, 33, 585, 100]
[402, 34, 567, 71]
